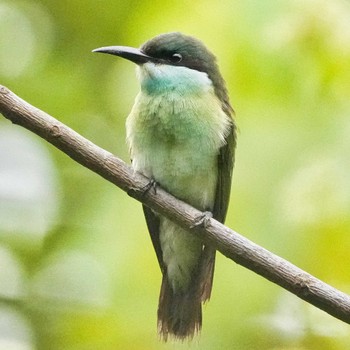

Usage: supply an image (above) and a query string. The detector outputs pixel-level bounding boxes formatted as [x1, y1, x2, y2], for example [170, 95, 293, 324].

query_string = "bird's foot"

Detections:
[190, 211, 213, 229]
[141, 178, 158, 196]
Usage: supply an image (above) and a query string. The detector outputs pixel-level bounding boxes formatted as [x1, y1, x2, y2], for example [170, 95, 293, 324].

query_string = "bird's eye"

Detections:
[170, 53, 182, 63]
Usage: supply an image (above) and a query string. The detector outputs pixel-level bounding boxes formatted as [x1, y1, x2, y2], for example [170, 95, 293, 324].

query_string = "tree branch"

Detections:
[1, 84, 350, 324]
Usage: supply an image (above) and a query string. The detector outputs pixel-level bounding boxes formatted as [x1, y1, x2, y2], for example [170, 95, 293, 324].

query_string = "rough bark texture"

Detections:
[1, 84, 350, 325]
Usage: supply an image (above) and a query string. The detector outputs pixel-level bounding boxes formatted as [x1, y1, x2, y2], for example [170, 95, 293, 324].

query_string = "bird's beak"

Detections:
[92, 46, 154, 65]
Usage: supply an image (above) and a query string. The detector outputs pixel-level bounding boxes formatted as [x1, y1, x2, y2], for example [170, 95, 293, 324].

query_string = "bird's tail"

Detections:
[157, 246, 215, 341]
[157, 273, 202, 341]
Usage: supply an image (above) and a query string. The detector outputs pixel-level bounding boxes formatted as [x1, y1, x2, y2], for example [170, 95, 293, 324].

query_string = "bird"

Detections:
[93, 32, 236, 340]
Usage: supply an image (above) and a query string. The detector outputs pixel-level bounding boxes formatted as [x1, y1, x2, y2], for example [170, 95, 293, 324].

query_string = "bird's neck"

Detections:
[137, 62, 213, 96]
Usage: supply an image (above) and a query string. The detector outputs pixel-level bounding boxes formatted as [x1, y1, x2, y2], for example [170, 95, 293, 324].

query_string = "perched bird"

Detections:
[93, 32, 236, 340]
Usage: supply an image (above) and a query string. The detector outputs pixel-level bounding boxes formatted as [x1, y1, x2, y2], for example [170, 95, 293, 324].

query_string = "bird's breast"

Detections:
[126, 90, 230, 209]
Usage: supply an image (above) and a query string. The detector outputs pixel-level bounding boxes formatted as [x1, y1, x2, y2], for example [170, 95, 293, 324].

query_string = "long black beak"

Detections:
[92, 46, 154, 64]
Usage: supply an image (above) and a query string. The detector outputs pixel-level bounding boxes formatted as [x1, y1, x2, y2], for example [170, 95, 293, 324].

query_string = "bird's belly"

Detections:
[132, 142, 218, 211]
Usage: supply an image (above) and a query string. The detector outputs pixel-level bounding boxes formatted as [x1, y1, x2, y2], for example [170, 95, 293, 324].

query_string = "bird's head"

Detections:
[93, 32, 231, 111]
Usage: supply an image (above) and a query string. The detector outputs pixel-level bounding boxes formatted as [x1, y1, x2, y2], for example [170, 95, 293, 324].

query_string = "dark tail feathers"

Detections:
[157, 246, 216, 341]
[157, 274, 202, 341]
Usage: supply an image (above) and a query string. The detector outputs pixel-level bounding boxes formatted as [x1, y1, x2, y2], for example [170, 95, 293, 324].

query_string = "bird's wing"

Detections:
[213, 119, 236, 222]
[199, 119, 236, 301]
[142, 205, 165, 272]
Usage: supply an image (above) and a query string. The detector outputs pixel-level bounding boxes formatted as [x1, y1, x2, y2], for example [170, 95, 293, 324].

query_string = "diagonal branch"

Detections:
[1, 84, 350, 324]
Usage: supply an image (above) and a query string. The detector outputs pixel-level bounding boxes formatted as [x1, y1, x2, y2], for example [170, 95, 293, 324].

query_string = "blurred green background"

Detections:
[1, 0, 350, 349]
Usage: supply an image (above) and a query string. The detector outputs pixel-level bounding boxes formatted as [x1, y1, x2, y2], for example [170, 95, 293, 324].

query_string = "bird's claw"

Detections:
[190, 211, 213, 229]
[141, 178, 157, 195]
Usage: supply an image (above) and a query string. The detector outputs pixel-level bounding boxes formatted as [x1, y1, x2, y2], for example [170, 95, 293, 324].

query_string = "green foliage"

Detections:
[1, 0, 350, 348]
